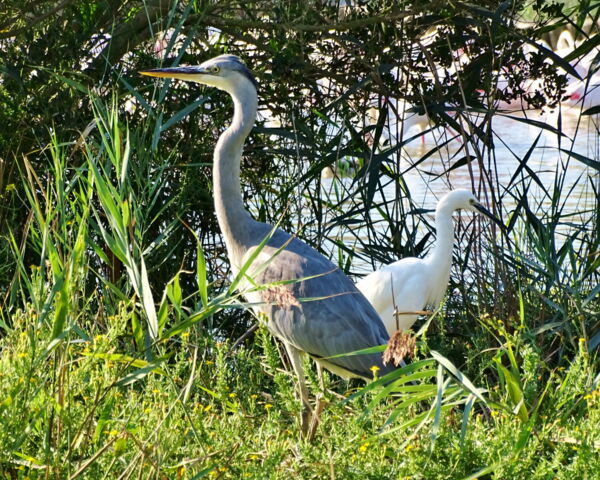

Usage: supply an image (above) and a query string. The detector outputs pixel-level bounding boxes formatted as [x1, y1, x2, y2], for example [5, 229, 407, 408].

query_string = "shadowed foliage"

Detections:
[0, 0, 599, 477]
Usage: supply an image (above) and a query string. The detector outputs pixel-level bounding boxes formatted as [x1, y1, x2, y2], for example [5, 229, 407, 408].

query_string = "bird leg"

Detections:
[306, 396, 326, 441]
[316, 363, 325, 393]
[284, 342, 312, 436]
[306, 364, 328, 441]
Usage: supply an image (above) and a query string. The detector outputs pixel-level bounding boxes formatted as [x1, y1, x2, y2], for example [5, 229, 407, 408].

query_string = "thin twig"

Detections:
[228, 324, 259, 353]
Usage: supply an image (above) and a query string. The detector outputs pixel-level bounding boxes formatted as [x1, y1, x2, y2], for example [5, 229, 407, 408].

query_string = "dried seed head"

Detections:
[383, 330, 416, 366]
[261, 285, 301, 308]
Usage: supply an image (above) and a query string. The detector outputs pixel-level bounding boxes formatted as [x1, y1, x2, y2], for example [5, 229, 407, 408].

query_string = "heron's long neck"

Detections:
[428, 204, 455, 275]
[213, 87, 258, 264]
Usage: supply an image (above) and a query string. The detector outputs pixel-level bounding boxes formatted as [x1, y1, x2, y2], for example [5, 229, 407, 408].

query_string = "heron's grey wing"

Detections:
[246, 232, 396, 378]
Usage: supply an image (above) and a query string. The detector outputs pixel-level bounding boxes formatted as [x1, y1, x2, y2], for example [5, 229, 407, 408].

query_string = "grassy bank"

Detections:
[1, 303, 599, 478]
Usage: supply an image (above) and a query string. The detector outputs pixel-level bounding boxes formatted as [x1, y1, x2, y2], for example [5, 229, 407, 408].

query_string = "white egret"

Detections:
[140, 55, 398, 435]
[356, 189, 500, 336]
[367, 100, 431, 146]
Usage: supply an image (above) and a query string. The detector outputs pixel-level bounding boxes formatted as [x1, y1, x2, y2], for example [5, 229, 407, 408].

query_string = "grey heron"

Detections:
[140, 55, 397, 434]
[357, 189, 501, 335]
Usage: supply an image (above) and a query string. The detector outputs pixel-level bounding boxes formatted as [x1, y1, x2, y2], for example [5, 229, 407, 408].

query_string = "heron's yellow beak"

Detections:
[139, 70, 171, 78]
[139, 66, 209, 82]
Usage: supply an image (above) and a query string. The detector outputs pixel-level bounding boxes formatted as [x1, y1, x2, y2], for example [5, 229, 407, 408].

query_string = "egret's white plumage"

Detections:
[356, 189, 499, 335]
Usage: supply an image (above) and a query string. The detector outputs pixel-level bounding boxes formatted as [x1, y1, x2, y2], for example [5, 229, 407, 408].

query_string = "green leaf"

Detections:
[161, 97, 207, 132]
[190, 466, 216, 479]
[115, 362, 165, 387]
[131, 312, 145, 352]
[197, 238, 209, 308]
[494, 360, 528, 422]
[157, 295, 169, 334]
[582, 105, 600, 116]
[12, 451, 44, 466]
[460, 394, 477, 447]
[458, 464, 498, 480]
[51, 277, 69, 339]
[589, 330, 600, 352]
[94, 397, 115, 443]
[564, 33, 600, 63]
[431, 365, 446, 443]
[54, 74, 89, 94]
[559, 148, 600, 171]
[139, 255, 159, 340]
[164, 303, 223, 338]
[81, 352, 166, 374]
[499, 114, 563, 136]
[430, 351, 488, 404]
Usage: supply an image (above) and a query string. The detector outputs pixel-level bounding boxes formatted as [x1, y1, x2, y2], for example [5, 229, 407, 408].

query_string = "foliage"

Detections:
[0, 0, 599, 477]
[0, 304, 599, 478]
[0, 0, 589, 303]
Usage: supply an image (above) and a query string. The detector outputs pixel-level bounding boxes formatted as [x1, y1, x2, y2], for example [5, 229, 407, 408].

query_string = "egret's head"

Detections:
[443, 189, 482, 213]
[140, 54, 257, 94]
[441, 189, 503, 227]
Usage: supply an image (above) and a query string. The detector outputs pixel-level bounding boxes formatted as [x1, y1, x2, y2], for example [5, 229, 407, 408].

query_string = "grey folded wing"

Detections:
[248, 234, 396, 378]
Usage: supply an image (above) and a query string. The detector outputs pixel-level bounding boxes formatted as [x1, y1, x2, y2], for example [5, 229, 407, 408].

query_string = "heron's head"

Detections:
[140, 54, 257, 94]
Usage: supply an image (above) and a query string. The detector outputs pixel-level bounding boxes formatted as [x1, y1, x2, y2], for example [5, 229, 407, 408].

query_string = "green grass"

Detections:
[1, 306, 599, 479]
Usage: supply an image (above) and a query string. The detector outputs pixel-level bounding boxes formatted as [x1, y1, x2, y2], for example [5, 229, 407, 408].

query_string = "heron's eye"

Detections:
[210, 66, 220, 74]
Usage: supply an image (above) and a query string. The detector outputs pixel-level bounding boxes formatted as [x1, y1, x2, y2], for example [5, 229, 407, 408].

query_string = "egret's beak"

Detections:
[139, 66, 209, 82]
[473, 203, 505, 230]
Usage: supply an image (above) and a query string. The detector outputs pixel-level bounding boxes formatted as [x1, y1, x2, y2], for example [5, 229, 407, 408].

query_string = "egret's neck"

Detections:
[428, 204, 456, 274]
[213, 85, 258, 264]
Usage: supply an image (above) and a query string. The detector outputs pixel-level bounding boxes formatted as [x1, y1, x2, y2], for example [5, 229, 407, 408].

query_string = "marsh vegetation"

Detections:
[0, 1, 599, 478]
